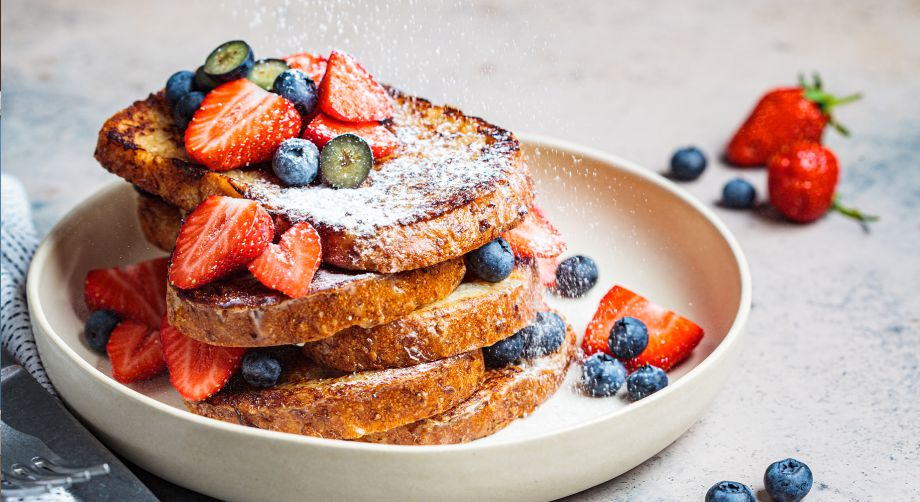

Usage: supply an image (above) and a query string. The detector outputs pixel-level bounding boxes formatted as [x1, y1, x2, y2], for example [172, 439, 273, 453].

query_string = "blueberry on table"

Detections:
[193, 65, 219, 93]
[722, 178, 757, 209]
[608, 316, 649, 359]
[165, 70, 195, 107]
[203, 40, 255, 83]
[626, 364, 668, 400]
[482, 331, 524, 368]
[670, 146, 708, 181]
[465, 237, 514, 283]
[554, 255, 598, 298]
[248, 58, 290, 91]
[273, 138, 320, 187]
[319, 133, 373, 189]
[272, 69, 318, 117]
[84, 310, 121, 353]
[173, 91, 206, 130]
[764, 458, 813, 502]
[521, 311, 566, 358]
[581, 353, 626, 397]
[705, 481, 756, 502]
[241, 351, 283, 388]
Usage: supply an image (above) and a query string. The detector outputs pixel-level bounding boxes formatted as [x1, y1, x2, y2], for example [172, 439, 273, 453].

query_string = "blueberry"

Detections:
[173, 91, 206, 130]
[273, 138, 320, 187]
[482, 331, 524, 368]
[626, 364, 668, 400]
[608, 316, 649, 359]
[465, 238, 514, 283]
[764, 458, 813, 502]
[272, 69, 318, 117]
[581, 353, 627, 397]
[241, 351, 283, 388]
[194, 65, 219, 93]
[722, 178, 757, 209]
[705, 481, 755, 502]
[84, 310, 120, 353]
[165, 70, 196, 108]
[520, 311, 566, 358]
[670, 146, 707, 181]
[554, 255, 598, 298]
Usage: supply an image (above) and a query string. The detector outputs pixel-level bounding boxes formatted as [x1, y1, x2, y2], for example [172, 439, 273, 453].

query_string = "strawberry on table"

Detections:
[318, 50, 394, 122]
[248, 222, 322, 298]
[304, 113, 399, 158]
[583, 285, 703, 372]
[726, 74, 861, 167]
[169, 196, 274, 289]
[184, 79, 302, 171]
[160, 317, 246, 401]
[502, 206, 566, 259]
[84, 257, 168, 328]
[284, 52, 327, 84]
[107, 320, 166, 383]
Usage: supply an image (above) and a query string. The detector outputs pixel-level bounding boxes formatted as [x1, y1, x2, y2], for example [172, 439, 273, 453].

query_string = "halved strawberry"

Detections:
[318, 50, 393, 122]
[303, 113, 399, 158]
[106, 320, 166, 383]
[284, 52, 327, 84]
[85, 257, 168, 328]
[248, 222, 322, 298]
[536, 256, 560, 288]
[184, 79, 301, 171]
[169, 196, 274, 289]
[160, 317, 246, 401]
[503, 206, 566, 259]
[583, 286, 704, 372]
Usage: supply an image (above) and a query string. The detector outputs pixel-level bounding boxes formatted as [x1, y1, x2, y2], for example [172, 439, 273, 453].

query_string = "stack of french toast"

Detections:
[88, 43, 577, 444]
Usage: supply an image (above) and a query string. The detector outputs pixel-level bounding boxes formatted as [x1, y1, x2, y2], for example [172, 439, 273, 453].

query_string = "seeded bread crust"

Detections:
[96, 88, 533, 273]
[187, 348, 484, 440]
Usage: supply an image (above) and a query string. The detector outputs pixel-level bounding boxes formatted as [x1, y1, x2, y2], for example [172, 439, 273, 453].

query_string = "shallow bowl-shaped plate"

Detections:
[28, 134, 750, 502]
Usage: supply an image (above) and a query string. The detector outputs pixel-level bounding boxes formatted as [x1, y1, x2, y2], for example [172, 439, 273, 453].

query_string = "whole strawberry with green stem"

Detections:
[726, 73, 861, 166]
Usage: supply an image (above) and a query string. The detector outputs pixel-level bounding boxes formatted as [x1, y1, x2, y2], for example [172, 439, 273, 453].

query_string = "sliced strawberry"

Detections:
[583, 286, 704, 372]
[536, 256, 560, 289]
[85, 257, 168, 328]
[106, 320, 166, 383]
[160, 317, 246, 401]
[503, 206, 566, 259]
[284, 52, 327, 84]
[248, 222, 322, 298]
[169, 196, 274, 289]
[318, 50, 393, 122]
[303, 112, 399, 158]
[184, 79, 301, 171]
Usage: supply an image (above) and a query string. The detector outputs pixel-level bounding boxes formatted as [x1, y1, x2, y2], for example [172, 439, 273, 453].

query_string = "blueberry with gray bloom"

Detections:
[608, 316, 649, 359]
[705, 481, 756, 502]
[482, 331, 524, 368]
[554, 255, 598, 298]
[521, 311, 566, 358]
[764, 458, 813, 502]
[722, 178, 757, 209]
[581, 353, 626, 397]
[272, 69, 318, 117]
[465, 238, 514, 283]
[84, 310, 121, 353]
[173, 91, 206, 130]
[241, 351, 283, 388]
[670, 146, 708, 181]
[273, 138, 320, 187]
[626, 364, 668, 400]
[165, 70, 196, 107]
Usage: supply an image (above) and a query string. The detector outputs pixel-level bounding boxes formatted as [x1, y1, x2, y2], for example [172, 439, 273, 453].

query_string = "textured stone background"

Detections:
[2, 0, 918, 500]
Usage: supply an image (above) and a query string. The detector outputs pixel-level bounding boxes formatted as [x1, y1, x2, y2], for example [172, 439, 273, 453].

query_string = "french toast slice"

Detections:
[135, 192, 466, 346]
[187, 347, 484, 440]
[96, 88, 533, 273]
[360, 319, 576, 445]
[303, 261, 541, 371]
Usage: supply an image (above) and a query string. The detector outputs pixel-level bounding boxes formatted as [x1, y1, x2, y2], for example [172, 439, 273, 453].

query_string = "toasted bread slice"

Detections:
[303, 261, 541, 371]
[187, 348, 484, 440]
[360, 319, 576, 445]
[96, 88, 533, 273]
[134, 192, 467, 346]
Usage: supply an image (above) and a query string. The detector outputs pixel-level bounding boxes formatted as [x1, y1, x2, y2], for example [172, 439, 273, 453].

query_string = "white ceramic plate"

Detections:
[28, 135, 751, 502]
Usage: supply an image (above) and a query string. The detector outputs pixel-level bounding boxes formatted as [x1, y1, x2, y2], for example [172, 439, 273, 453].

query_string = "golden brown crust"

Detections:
[136, 192, 183, 252]
[95, 90, 533, 273]
[359, 322, 576, 445]
[303, 261, 541, 370]
[187, 348, 484, 440]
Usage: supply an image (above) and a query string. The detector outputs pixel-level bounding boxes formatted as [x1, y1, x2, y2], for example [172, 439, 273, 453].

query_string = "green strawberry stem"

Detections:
[798, 72, 862, 136]
[831, 195, 878, 231]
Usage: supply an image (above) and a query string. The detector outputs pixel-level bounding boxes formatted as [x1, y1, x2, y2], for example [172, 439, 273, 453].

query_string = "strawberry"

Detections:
[536, 256, 560, 289]
[726, 74, 861, 166]
[767, 141, 877, 226]
[248, 222, 322, 298]
[303, 112, 399, 158]
[184, 79, 302, 171]
[84, 257, 168, 328]
[284, 52, 327, 84]
[160, 317, 246, 401]
[318, 50, 394, 122]
[502, 206, 566, 259]
[583, 285, 703, 372]
[169, 196, 274, 289]
[106, 320, 166, 383]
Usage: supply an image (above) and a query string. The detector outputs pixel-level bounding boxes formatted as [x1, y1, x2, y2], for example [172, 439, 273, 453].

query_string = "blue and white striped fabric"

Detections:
[1, 173, 55, 394]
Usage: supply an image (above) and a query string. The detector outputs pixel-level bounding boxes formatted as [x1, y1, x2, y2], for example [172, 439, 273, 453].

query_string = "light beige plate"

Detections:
[28, 135, 751, 502]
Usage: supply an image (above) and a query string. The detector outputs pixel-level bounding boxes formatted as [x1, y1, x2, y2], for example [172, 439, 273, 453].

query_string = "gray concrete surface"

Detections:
[2, 0, 918, 500]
